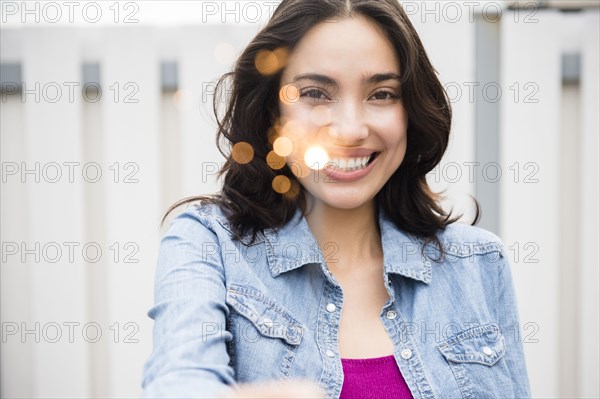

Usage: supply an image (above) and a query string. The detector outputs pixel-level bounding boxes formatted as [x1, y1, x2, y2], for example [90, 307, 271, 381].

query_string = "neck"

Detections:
[303, 197, 383, 269]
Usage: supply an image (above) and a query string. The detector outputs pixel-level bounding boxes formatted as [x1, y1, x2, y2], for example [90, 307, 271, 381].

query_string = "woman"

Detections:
[141, 0, 531, 398]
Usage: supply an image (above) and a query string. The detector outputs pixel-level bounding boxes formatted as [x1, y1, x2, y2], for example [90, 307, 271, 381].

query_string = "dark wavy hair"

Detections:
[164, 0, 479, 256]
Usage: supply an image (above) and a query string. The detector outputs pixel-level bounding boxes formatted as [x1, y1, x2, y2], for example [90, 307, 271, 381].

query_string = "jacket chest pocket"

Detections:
[436, 324, 512, 399]
[226, 284, 304, 381]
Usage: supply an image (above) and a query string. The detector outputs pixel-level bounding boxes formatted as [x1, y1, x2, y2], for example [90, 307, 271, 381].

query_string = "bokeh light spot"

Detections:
[304, 146, 330, 170]
[266, 151, 286, 170]
[255, 50, 278, 75]
[172, 89, 193, 110]
[272, 175, 292, 194]
[273, 47, 289, 68]
[231, 142, 254, 164]
[281, 119, 305, 137]
[214, 42, 236, 65]
[273, 137, 293, 157]
[279, 84, 300, 104]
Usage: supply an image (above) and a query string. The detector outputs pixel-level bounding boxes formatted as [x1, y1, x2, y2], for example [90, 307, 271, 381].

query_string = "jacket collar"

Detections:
[263, 207, 432, 284]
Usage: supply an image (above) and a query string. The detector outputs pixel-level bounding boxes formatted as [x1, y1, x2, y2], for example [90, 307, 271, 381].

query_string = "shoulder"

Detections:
[162, 202, 233, 243]
[156, 203, 233, 275]
[429, 223, 511, 287]
[434, 221, 507, 259]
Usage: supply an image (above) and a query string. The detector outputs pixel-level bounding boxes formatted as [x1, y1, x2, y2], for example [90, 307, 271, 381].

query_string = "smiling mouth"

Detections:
[326, 152, 380, 172]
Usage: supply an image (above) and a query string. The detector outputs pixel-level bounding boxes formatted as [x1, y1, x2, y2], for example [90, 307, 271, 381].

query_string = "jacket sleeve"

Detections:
[141, 210, 237, 398]
[497, 246, 532, 399]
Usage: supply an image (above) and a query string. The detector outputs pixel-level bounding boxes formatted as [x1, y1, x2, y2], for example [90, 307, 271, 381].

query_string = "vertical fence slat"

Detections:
[21, 28, 90, 398]
[500, 11, 563, 398]
[1, 29, 32, 399]
[579, 10, 600, 399]
[179, 25, 229, 200]
[101, 27, 160, 398]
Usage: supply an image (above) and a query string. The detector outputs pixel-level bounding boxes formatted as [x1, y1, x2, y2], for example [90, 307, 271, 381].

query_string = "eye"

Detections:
[299, 88, 329, 102]
[371, 90, 400, 101]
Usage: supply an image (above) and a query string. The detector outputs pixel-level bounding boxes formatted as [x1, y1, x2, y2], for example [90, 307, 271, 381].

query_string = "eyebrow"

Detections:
[292, 72, 401, 86]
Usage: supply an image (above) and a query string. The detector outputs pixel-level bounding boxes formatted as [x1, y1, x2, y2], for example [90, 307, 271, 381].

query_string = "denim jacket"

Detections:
[141, 203, 531, 399]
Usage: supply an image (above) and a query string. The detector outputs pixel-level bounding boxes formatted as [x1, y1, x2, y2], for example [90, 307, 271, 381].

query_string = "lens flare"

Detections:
[304, 146, 330, 170]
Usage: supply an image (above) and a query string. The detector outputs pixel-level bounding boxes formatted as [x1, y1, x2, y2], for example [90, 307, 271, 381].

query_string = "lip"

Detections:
[323, 152, 380, 182]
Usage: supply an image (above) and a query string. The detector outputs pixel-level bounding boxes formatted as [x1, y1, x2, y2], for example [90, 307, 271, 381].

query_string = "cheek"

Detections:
[373, 107, 408, 147]
[378, 104, 408, 125]
[279, 100, 315, 126]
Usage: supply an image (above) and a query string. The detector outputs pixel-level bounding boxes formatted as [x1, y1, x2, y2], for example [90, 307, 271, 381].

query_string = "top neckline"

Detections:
[340, 354, 396, 364]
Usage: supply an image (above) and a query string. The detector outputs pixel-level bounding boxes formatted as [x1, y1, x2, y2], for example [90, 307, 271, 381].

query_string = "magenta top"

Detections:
[340, 355, 413, 399]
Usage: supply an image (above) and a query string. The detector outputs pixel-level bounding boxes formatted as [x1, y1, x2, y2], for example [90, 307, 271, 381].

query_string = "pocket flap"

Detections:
[226, 284, 304, 346]
[436, 324, 505, 366]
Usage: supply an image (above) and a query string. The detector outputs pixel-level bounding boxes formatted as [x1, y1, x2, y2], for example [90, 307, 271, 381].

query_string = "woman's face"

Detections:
[277, 15, 408, 211]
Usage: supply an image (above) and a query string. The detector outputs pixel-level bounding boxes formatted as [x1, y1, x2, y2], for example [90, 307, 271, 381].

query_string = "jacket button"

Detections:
[483, 346, 493, 356]
[386, 310, 397, 319]
[326, 303, 337, 312]
[401, 349, 412, 359]
[326, 350, 335, 358]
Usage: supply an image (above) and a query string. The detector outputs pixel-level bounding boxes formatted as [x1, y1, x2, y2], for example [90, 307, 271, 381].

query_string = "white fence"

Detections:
[1, 2, 598, 398]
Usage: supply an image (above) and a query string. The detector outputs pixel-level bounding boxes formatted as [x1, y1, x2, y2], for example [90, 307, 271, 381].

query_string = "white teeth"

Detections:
[329, 155, 370, 171]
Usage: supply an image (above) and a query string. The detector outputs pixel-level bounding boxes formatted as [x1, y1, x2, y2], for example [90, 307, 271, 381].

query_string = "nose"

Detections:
[328, 100, 369, 144]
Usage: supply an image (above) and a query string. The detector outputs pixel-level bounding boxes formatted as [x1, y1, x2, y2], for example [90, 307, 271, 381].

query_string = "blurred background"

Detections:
[1, 0, 598, 398]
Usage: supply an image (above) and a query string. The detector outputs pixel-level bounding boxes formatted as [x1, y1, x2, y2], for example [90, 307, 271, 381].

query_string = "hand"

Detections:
[221, 379, 327, 399]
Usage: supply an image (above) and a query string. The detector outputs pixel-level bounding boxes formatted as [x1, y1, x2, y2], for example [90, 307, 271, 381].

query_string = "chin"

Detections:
[319, 193, 373, 210]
